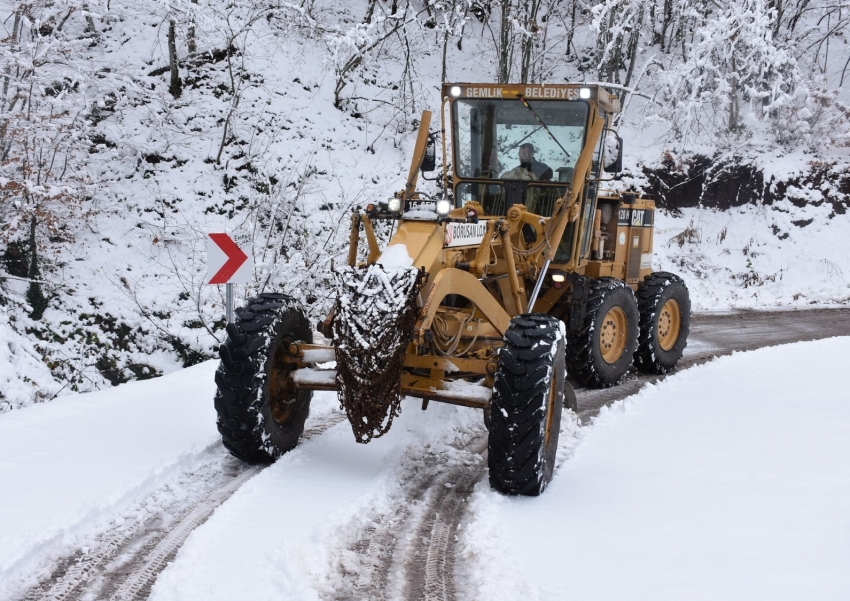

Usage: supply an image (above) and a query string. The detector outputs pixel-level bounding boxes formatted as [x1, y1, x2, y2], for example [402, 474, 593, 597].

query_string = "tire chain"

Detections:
[332, 265, 425, 443]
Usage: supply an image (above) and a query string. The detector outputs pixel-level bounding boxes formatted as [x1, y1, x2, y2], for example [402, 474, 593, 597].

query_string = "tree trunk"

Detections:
[168, 20, 182, 98]
[599, 11, 621, 83]
[660, 0, 673, 52]
[83, 4, 97, 34]
[26, 215, 47, 320]
[498, 0, 512, 83]
[441, 28, 449, 82]
[728, 54, 739, 130]
[623, 7, 645, 91]
[188, 0, 198, 55]
[615, 8, 645, 122]
[364, 0, 379, 24]
[2, 11, 22, 109]
[519, 0, 541, 83]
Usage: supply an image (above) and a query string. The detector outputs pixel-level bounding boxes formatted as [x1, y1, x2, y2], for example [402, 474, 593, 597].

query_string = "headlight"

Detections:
[450, 86, 462, 97]
[436, 199, 452, 216]
[579, 87, 591, 99]
[551, 270, 566, 289]
[388, 197, 402, 213]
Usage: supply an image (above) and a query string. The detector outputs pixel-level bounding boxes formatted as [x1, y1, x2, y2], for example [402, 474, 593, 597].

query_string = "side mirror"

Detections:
[421, 135, 436, 173]
[603, 130, 623, 173]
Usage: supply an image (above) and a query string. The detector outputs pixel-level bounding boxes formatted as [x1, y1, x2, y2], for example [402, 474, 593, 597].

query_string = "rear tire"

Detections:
[488, 314, 565, 496]
[634, 272, 690, 374]
[566, 278, 639, 388]
[214, 293, 313, 463]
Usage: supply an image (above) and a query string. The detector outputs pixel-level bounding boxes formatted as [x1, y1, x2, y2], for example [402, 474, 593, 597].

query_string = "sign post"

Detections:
[207, 233, 252, 323]
[226, 282, 234, 324]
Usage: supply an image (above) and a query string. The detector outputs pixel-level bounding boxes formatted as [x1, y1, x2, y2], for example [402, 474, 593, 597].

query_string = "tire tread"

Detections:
[214, 294, 312, 464]
[488, 313, 565, 496]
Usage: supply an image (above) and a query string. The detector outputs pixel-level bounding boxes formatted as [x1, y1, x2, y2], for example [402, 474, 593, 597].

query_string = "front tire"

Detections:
[214, 293, 313, 463]
[634, 272, 691, 374]
[488, 314, 565, 496]
[567, 278, 639, 388]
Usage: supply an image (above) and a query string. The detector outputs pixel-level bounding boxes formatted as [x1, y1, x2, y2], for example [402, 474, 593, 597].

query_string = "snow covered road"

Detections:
[461, 337, 850, 600]
[2, 311, 849, 600]
[0, 362, 220, 599]
[147, 397, 485, 601]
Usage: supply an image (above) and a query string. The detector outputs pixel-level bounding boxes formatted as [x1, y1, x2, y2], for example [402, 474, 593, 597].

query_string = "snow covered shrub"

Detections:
[0, 1, 105, 246]
[591, 0, 849, 152]
[653, 0, 804, 145]
[0, 305, 62, 412]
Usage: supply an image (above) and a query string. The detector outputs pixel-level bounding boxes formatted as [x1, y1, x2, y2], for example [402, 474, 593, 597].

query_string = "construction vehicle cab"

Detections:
[212, 82, 692, 498]
[440, 83, 626, 273]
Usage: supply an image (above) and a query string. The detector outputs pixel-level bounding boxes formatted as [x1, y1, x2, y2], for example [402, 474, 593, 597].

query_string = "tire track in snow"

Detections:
[18, 410, 346, 601]
[415, 449, 485, 601]
[103, 466, 260, 601]
[17, 451, 253, 601]
[333, 435, 487, 601]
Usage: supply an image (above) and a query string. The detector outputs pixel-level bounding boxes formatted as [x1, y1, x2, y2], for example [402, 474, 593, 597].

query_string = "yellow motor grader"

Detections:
[214, 83, 690, 496]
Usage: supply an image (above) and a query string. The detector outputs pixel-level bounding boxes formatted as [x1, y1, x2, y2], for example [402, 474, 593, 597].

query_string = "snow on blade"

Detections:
[377, 243, 414, 268]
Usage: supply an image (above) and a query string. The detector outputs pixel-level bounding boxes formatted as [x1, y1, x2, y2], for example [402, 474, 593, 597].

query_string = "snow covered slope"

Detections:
[0, 0, 848, 412]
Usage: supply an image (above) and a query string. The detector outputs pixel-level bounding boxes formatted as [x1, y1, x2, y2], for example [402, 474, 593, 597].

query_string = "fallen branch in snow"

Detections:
[0, 272, 67, 288]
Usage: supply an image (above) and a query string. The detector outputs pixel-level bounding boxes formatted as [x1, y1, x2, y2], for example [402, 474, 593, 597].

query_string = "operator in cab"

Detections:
[501, 143, 553, 181]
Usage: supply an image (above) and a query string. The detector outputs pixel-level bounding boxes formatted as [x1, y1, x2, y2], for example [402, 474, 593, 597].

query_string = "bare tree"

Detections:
[168, 19, 182, 97]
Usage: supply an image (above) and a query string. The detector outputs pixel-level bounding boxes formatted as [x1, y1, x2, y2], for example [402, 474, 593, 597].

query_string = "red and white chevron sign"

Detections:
[206, 233, 252, 284]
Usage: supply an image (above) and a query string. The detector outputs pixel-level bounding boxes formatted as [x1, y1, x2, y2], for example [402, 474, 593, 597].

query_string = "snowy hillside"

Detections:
[1, 0, 849, 410]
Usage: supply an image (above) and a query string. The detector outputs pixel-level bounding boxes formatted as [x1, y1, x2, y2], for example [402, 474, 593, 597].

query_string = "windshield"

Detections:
[452, 98, 589, 183]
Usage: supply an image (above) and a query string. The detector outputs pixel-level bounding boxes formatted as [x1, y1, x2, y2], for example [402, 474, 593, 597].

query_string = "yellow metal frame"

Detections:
[314, 83, 659, 408]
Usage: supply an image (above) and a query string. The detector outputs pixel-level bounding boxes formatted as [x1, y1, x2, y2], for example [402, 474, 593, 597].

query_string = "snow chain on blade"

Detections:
[332, 264, 426, 443]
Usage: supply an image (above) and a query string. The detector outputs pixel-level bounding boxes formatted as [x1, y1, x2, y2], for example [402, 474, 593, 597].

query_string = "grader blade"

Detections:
[332, 263, 425, 443]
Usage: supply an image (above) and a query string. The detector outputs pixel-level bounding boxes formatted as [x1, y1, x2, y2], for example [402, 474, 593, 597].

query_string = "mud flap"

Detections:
[567, 273, 589, 335]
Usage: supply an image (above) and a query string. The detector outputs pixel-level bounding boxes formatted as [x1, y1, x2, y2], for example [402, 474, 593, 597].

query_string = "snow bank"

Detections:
[0, 308, 61, 412]
[655, 206, 850, 309]
[459, 337, 850, 600]
[0, 360, 220, 597]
